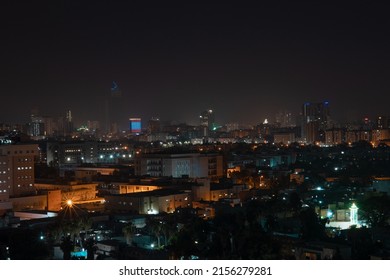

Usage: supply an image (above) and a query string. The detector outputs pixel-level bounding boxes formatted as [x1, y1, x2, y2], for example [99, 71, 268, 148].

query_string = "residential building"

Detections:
[136, 153, 223, 179]
[0, 144, 38, 197]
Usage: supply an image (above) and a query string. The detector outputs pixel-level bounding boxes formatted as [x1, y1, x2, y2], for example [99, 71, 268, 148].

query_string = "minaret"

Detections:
[350, 203, 358, 226]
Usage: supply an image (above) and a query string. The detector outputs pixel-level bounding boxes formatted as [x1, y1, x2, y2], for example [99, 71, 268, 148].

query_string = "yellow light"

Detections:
[66, 199, 73, 207]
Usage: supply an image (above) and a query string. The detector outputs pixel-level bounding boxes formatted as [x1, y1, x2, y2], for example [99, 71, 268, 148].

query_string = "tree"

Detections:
[299, 207, 326, 240]
[60, 236, 74, 260]
[160, 215, 178, 246]
[169, 227, 197, 259]
[359, 195, 390, 228]
[122, 222, 136, 245]
[288, 191, 302, 214]
[168, 217, 209, 259]
[147, 218, 163, 248]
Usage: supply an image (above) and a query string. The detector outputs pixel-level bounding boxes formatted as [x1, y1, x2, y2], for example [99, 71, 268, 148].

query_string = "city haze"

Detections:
[1, 2, 390, 126]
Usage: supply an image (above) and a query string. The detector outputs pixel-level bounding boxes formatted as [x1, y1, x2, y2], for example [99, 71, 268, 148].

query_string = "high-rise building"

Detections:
[55, 110, 74, 137]
[129, 118, 142, 134]
[302, 101, 330, 126]
[376, 116, 390, 129]
[199, 109, 215, 137]
[64, 110, 74, 136]
[87, 120, 100, 135]
[325, 128, 344, 145]
[28, 109, 58, 138]
[225, 123, 239, 132]
[199, 109, 215, 129]
[42, 116, 57, 136]
[301, 101, 330, 143]
[0, 144, 38, 198]
[372, 129, 390, 146]
[29, 114, 45, 139]
[105, 81, 124, 134]
[147, 118, 161, 134]
[275, 110, 295, 127]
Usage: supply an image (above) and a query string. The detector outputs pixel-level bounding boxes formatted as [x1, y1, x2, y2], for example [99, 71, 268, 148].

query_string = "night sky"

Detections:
[1, 1, 390, 127]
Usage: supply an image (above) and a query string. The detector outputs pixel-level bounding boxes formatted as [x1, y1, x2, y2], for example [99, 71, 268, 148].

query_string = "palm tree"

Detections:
[122, 222, 136, 245]
[161, 217, 178, 246]
[148, 218, 163, 248]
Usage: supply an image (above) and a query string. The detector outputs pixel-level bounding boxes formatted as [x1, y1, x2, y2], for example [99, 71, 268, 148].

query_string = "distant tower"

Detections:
[275, 110, 294, 127]
[199, 109, 215, 136]
[64, 110, 74, 136]
[66, 110, 72, 123]
[147, 117, 161, 134]
[29, 110, 45, 139]
[376, 116, 390, 129]
[110, 81, 122, 98]
[301, 101, 330, 143]
[105, 81, 123, 134]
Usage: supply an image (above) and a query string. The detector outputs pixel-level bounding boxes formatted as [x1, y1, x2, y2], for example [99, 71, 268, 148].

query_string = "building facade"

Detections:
[104, 189, 192, 214]
[302, 101, 330, 143]
[0, 144, 38, 198]
[136, 153, 223, 179]
[46, 140, 133, 166]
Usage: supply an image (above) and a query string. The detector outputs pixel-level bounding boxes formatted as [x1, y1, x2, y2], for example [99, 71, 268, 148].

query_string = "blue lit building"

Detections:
[129, 118, 142, 134]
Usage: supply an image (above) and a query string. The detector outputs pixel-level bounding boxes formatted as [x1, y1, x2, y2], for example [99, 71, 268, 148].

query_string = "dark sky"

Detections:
[1, 1, 390, 127]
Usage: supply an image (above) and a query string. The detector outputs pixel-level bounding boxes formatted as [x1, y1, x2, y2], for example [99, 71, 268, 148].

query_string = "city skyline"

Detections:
[1, 3, 390, 125]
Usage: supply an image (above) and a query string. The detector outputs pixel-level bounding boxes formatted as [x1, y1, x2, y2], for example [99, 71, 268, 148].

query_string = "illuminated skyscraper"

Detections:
[199, 109, 215, 137]
[301, 101, 330, 143]
[29, 113, 45, 139]
[129, 118, 142, 134]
